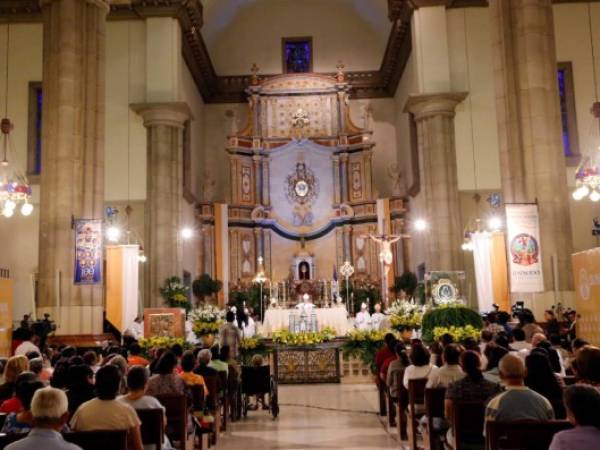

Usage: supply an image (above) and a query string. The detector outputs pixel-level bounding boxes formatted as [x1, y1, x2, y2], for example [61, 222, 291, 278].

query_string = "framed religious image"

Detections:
[282, 37, 313, 73]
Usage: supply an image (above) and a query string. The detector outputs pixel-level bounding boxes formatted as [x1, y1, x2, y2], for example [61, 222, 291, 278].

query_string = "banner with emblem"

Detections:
[505, 204, 544, 293]
[74, 219, 103, 285]
[573, 248, 600, 346]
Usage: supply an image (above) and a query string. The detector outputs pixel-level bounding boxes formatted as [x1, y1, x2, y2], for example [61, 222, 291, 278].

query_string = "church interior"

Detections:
[1, 1, 600, 449]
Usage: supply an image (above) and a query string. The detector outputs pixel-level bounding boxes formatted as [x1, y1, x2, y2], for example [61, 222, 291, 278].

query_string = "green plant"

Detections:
[189, 304, 225, 337]
[138, 336, 190, 359]
[239, 337, 271, 365]
[192, 274, 222, 302]
[229, 284, 265, 315]
[432, 325, 481, 343]
[421, 305, 483, 343]
[160, 276, 191, 311]
[394, 271, 418, 296]
[342, 329, 390, 374]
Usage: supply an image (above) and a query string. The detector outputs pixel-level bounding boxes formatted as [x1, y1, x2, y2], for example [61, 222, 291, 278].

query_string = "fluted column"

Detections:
[132, 102, 191, 307]
[37, 0, 109, 334]
[340, 153, 349, 203]
[405, 92, 467, 272]
[332, 155, 341, 204]
[490, 0, 573, 291]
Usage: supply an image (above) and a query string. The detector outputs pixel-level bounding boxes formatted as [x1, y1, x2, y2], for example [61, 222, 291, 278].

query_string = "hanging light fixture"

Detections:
[574, 4, 600, 202]
[0, 25, 32, 218]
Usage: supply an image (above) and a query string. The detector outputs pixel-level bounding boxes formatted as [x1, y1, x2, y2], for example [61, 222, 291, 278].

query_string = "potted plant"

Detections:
[394, 270, 418, 297]
[192, 274, 222, 304]
[159, 276, 191, 312]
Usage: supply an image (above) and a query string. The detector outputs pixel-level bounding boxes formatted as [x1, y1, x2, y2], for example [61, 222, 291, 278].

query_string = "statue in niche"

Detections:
[298, 261, 310, 280]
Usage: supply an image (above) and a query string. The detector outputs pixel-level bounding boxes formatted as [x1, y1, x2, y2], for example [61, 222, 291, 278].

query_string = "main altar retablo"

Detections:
[197, 71, 410, 309]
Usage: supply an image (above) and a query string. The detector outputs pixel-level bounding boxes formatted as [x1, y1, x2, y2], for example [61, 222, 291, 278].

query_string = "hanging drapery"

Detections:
[472, 232, 494, 313]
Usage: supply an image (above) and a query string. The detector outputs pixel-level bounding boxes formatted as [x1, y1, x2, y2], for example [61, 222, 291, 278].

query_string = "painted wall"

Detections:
[201, 0, 390, 75]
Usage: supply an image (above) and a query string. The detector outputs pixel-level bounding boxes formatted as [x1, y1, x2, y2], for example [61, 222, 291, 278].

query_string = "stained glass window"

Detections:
[282, 37, 313, 73]
[27, 82, 43, 177]
[557, 62, 580, 163]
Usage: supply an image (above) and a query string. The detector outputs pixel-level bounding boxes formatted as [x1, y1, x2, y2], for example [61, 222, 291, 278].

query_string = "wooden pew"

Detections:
[136, 408, 165, 450]
[217, 371, 228, 432]
[155, 394, 187, 449]
[203, 375, 219, 447]
[423, 387, 446, 450]
[486, 420, 573, 450]
[396, 371, 408, 441]
[452, 400, 486, 450]
[407, 378, 428, 450]
[0, 414, 6, 430]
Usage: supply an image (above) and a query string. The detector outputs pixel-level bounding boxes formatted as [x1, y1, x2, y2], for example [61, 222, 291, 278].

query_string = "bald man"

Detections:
[484, 353, 554, 430]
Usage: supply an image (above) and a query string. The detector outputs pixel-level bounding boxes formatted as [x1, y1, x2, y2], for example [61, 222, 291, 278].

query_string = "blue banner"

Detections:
[74, 219, 103, 285]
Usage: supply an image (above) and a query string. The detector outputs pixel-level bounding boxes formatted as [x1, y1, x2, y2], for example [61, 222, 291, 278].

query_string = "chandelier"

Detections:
[573, 156, 600, 201]
[0, 118, 32, 217]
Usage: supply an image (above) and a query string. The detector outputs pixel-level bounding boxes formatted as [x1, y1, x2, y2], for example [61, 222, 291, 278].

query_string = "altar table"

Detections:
[260, 307, 349, 336]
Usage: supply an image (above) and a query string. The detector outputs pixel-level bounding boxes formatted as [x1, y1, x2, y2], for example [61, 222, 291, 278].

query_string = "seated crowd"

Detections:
[376, 309, 600, 449]
[0, 339, 240, 450]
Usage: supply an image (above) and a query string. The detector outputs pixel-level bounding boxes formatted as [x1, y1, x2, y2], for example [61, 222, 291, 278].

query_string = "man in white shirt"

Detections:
[15, 330, 41, 356]
[124, 317, 144, 341]
[427, 344, 465, 388]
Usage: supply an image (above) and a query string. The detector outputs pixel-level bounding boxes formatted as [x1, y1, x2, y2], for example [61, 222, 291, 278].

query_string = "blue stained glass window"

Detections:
[283, 39, 312, 73]
[557, 67, 572, 157]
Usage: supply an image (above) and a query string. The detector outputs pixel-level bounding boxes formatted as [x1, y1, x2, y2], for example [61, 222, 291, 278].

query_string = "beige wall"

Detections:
[202, 0, 390, 75]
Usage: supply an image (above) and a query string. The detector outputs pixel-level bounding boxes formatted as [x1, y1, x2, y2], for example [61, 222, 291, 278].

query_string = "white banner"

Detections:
[505, 204, 544, 293]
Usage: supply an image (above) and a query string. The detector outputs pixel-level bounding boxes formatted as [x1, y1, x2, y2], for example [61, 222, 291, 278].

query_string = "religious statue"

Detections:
[387, 163, 405, 197]
[370, 303, 386, 331]
[354, 302, 371, 331]
[299, 261, 310, 280]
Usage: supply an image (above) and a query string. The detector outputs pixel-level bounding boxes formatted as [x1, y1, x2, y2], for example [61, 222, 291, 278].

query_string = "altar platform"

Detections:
[260, 307, 349, 337]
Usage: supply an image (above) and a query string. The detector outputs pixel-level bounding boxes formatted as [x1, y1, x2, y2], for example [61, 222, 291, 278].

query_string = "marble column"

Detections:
[332, 155, 341, 204]
[405, 92, 467, 272]
[131, 102, 192, 307]
[37, 0, 109, 334]
[490, 0, 573, 291]
[340, 153, 349, 203]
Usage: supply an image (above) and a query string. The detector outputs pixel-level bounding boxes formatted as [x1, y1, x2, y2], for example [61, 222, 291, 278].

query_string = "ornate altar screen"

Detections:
[197, 72, 408, 306]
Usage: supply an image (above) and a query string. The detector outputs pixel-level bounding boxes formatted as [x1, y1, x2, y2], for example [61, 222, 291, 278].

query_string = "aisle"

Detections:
[216, 384, 404, 450]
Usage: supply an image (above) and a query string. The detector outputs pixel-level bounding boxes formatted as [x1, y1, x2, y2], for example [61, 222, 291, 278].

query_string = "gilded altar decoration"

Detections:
[286, 160, 319, 226]
[431, 278, 458, 305]
[74, 219, 102, 285]
[148, 313, 176, 337]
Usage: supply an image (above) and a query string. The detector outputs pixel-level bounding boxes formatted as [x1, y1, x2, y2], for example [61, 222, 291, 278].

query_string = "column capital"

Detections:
[404, 92, 467, 121]
[131, 102, 193, 128]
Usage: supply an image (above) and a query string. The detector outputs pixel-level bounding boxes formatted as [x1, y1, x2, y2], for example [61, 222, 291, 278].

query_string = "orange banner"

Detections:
[0, 278, 13, 357]
[572, 247, 600, 346]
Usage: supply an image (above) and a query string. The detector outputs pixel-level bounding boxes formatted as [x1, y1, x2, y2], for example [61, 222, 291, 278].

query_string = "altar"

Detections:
[261, 307, 349, 336]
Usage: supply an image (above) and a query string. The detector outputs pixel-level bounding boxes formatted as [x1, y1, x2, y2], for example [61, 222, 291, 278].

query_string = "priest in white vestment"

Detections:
[354, 303, 371, 331]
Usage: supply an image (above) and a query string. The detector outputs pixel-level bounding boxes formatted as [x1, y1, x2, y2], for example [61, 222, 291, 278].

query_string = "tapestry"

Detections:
[74, 219, 103, 285]
[573, 247, 600, 346]
[505, 204, 544, 293]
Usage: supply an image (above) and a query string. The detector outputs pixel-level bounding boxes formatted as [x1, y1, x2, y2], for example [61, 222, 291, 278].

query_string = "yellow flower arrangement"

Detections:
[432, 325, 480, 343]
[271, 327, 337, 347]
[192, 320, 223, 336]
[138, 336, 188, 354]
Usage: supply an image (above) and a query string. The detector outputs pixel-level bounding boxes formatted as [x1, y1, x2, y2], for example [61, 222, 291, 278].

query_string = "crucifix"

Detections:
[366, 222, 408, 307]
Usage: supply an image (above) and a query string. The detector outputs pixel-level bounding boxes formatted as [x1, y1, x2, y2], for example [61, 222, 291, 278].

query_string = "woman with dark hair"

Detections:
[146, 351, 186, 397]
[536, 340, 564, 374]
[66, 364, 95, 415]
[525, 350, 564, 416]
[0, 379, 44, 434]
[484, 345, 509, 383]
[149, 347, 167, 375]
[445, 351, 503, 447]
[70, 365, 143, 450]
[550, 385, 600, 449]
[572, 346, 600, 386]
[403, 342, 438, 389]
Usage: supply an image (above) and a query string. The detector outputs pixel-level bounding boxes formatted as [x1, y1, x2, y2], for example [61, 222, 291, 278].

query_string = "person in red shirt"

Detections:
[127, 344, 149, 367]
[375, 333, 397, 378]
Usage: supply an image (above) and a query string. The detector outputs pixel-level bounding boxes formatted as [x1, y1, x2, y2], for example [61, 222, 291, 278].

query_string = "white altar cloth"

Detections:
[260, 307, 349, 336]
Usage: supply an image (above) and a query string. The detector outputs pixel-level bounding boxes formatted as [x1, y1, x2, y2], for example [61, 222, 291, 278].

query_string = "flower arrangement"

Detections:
[386, 300, 425, 331]
[189, 304, 225, 337]
[432, 325, 481, 343]
[421, 304, 483, 343]
[271, 327, 336, 347]
[342, 329, 392, 374]
[138, 336, 189, 358]
[160, 276, 191, 311]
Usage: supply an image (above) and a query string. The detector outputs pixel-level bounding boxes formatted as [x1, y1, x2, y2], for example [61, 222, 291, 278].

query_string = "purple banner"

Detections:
[74, 219, 103, 285]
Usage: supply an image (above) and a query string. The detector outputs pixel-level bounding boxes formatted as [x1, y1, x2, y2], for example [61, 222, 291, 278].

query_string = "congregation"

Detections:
[375, 309, 600, 450]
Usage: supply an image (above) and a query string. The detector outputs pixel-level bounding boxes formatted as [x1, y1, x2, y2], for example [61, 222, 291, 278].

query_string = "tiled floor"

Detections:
[215, 384, 406, 450]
